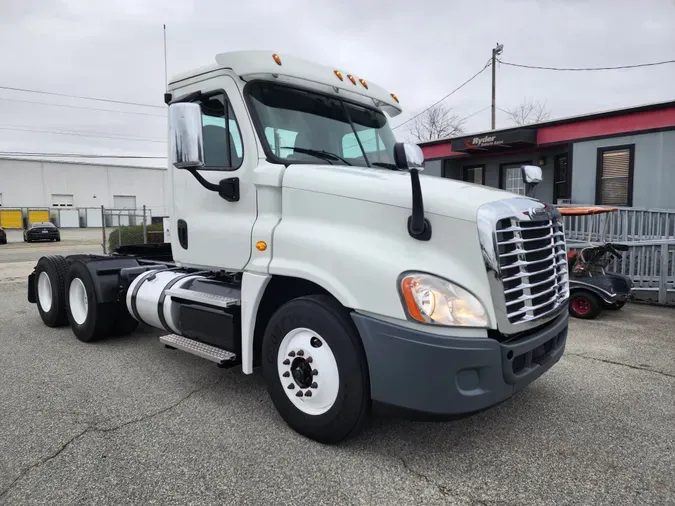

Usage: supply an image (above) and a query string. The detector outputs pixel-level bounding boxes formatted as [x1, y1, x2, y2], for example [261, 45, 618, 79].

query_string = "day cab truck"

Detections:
[27, 51, 570, 444]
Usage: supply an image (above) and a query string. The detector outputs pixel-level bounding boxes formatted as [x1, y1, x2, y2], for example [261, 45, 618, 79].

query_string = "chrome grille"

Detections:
[495, 216, 569, 324]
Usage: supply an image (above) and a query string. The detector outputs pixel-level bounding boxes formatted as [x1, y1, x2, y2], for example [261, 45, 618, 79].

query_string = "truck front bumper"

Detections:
[351, 311, 568, 415]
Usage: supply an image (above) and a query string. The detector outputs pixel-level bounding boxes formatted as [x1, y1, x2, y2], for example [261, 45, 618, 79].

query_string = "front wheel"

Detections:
[569, 291, 602, 319]
[262, 295, 370, 444]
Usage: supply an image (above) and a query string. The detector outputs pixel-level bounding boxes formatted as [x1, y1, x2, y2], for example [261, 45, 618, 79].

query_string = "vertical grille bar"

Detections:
[496, 216, 569, 324]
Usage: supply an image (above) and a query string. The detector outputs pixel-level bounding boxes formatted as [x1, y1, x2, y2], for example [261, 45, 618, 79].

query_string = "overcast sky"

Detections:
[0, 0, 674, 165]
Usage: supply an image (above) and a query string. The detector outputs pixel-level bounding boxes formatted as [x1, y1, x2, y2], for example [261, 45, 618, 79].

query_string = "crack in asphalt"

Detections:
[0, 380, 219, 502]
[398, 457, 515, 505]
[398, 456, 452, 498]
[565, 353, 675, 379]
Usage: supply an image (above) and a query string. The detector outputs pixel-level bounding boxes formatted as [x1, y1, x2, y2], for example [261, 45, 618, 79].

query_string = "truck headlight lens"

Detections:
[399, 273, 488, 327]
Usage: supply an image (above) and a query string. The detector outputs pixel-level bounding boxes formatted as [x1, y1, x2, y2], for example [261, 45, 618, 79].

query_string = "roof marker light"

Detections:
[346, 74, 357, 85]
[334, 70, 344, 81]
[390, 93, 400, 103]
[359, 78, 368, 89]
[272, 53, 282, 66]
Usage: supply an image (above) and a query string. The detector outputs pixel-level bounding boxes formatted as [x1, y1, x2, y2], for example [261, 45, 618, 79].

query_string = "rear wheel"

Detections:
[34, 256, 69, 327]
[569, 291, 601, 319]
[262, 295, 370, 444]
[65, 261, 115, 342]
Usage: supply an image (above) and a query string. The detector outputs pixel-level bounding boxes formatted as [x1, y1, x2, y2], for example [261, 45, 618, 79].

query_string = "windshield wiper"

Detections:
[371, 162, 398, 170]
[281, 147, 352, 166]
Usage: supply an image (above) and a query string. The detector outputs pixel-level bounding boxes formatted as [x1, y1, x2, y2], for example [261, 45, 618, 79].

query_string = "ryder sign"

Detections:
[450, 128, 537, 152]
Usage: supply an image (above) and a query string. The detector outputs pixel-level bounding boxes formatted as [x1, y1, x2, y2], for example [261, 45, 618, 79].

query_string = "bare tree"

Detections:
[406, 103, 466, 142]
[504, 98, 551, 126]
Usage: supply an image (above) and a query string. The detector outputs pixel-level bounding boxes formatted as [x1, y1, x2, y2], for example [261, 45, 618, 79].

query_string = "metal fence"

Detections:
[562, 207, 675, 243]
[101, 206, 165, 253]
[559, 206, 675, 305]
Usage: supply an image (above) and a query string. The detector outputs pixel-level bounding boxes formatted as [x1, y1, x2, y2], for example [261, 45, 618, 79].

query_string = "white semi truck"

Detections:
[27, 51, 570, 443]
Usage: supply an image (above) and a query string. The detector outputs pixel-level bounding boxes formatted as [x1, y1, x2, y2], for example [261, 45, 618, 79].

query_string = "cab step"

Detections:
[165, 287, 241, 308]
[159, 334, 237, 365]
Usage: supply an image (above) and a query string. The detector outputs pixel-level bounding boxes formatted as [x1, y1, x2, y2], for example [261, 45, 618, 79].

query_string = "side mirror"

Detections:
[521, 164, 542, 184]
[393, 142, 425, 170]
[169, 102, 204, 169]
[521, 164, 542, 198]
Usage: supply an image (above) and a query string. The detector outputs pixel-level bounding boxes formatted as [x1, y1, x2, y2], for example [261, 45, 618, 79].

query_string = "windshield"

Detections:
[247, 81, 397, 168]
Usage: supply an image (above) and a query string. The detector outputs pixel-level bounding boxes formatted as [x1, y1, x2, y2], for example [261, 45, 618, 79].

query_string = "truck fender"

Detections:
[241, 272, 271, 374]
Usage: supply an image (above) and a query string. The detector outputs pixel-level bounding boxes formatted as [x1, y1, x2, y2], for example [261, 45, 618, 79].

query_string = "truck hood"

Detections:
[282, 164, 526, 222]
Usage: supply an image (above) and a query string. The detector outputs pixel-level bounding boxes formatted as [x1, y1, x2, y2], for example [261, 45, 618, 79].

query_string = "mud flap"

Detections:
[27, 272, 36, 303]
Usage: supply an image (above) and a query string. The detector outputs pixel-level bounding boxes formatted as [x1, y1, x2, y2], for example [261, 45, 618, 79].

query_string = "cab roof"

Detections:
[169, 50, 403, 117]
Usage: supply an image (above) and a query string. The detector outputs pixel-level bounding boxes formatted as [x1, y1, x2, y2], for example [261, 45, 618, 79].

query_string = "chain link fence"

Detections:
[101, 206, 165, 253]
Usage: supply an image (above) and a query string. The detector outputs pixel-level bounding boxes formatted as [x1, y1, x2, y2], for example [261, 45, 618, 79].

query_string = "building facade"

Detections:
[0, 156, 168, 227]
[420, 100, 675, 209]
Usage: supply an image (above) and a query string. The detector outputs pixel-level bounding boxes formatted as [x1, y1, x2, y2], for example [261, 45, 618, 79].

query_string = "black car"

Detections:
[24, 222, 60, 242]
[0, 226, 6, 245]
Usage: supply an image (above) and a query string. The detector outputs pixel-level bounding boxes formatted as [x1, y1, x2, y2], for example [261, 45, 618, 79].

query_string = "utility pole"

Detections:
[163, 24, 168, 89]
[491, 43, 504, 130]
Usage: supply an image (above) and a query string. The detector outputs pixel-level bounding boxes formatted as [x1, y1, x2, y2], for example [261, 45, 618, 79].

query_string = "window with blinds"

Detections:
[596, 146, 633, 206]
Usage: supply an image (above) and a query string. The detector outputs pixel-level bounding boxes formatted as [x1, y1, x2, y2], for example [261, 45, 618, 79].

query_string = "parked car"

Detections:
[24, 222, 60, 243]
[0, 226, 6, 245]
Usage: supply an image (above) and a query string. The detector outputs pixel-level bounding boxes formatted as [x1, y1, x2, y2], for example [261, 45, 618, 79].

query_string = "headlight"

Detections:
[399, 273, 488, 327]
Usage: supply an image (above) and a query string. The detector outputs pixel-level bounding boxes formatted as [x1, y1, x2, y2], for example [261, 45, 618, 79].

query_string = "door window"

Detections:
[554, 154, 570, 202]
[503, 164, 527, 195]
[199, 93, 244, 170]
[462, 165, 484, 185]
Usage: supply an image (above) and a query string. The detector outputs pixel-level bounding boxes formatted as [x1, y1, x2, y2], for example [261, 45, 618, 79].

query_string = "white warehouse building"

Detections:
[0, 155, 168, 228]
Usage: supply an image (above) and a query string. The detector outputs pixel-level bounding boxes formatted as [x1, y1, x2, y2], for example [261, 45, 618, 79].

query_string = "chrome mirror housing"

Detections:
[169, 102, 204, 169]
[393, 142, 425, 170]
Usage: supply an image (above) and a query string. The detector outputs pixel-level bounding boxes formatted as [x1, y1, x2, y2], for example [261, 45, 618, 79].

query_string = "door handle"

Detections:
[177, 219, 188, 249]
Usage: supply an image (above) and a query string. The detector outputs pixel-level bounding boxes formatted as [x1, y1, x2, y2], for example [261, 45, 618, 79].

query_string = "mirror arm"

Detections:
[186, 167, 220, 192]
[185, 168, 240, 202]
[525, 182, 536, 198]
[407, 169, 432, 241]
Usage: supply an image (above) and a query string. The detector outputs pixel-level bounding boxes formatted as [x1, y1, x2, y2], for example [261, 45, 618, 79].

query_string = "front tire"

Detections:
[65, 261, 115, 342]
[262, 295, 370, 444]
[569, 291, 601, 319]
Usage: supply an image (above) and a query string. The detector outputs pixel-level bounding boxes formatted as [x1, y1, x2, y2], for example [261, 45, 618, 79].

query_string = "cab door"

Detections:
[171, 74, 257, 271]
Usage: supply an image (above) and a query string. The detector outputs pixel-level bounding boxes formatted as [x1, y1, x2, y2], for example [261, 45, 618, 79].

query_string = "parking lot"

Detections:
[1, 240, 674, 505]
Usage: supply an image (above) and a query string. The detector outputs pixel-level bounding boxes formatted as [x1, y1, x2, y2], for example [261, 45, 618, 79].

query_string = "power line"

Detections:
[0, 124, 165, 142]
[0, 85, 164, 109]
[0, 151, 165, 159]
[497, 58, 675, 71]
[392, 60, 492, 131]
[460, 105, 492, 122]
[0, 97, 166, 117]
[0, 125, 166, 143]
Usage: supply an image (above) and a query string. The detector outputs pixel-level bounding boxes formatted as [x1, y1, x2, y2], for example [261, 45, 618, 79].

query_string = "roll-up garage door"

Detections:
[0, 209, 23, 228]
[28, 209, 50, 224]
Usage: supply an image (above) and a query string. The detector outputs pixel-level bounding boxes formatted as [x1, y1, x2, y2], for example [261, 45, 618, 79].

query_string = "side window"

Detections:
[200, 93, 244, 170]
[596, 146, 633, 206]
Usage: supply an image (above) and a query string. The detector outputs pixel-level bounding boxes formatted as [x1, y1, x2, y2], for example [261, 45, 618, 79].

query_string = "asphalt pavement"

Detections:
[0, 252, 674, 505]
